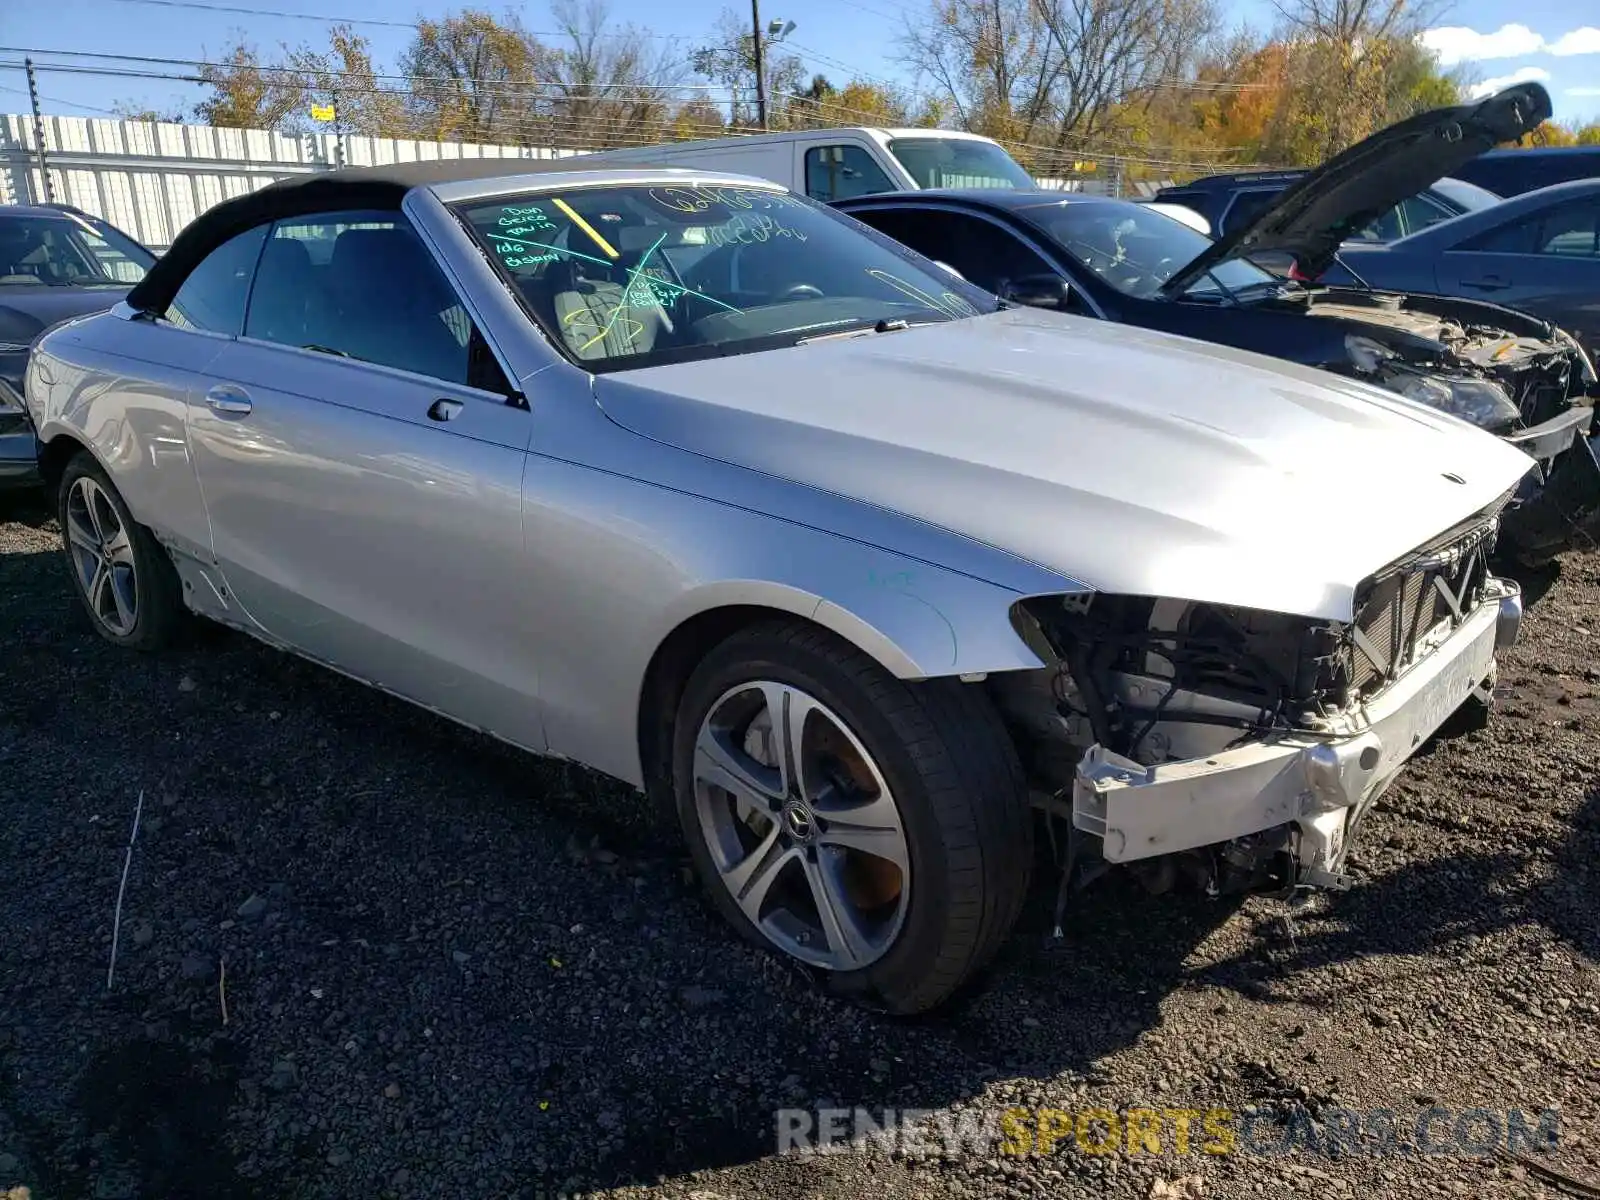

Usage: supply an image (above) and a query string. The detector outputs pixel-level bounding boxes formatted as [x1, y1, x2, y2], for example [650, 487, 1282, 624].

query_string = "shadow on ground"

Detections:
[2, 522, 1593, 1197]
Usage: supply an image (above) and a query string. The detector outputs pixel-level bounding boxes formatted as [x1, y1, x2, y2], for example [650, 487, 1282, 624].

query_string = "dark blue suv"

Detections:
[1155, 170, 1501, 244]
[1449, 146, 1600, 197]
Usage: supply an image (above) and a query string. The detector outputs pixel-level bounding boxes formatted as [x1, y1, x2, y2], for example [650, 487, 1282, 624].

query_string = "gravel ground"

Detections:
[1, 490, 1596, 1200]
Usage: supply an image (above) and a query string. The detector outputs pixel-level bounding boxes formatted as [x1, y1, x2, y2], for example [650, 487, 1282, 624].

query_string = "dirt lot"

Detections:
[1, 491, 1596, 1200]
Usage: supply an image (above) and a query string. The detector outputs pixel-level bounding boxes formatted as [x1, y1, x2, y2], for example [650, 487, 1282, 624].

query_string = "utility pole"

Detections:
[750, 0, 768, 130]
[24, 58, 56, 204]
[332, 85, 346, 168]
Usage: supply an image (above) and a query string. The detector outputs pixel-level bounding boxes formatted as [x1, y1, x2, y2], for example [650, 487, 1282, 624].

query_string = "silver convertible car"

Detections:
[25, 161, 1534, 1013]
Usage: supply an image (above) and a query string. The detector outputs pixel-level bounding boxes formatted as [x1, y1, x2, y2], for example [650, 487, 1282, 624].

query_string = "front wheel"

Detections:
[58, 452, 183, 650]
[671, 620, 1033, 1014]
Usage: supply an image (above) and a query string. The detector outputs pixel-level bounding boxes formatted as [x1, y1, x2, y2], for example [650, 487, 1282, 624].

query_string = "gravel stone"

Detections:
[2, 498, 1597, 1199]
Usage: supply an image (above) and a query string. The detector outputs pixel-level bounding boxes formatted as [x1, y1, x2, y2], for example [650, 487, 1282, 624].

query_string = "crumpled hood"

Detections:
[595, 308, 1536, 621]
[1162, 82, 1551, 292]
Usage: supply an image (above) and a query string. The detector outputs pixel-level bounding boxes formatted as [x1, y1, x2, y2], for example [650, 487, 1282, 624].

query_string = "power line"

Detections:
[2, 52, 1260, 173]
[0, 81, 121, 114]
[5, 48, 734, 92]
[104, 0, 417, 28]
[98, 0, 695, 42]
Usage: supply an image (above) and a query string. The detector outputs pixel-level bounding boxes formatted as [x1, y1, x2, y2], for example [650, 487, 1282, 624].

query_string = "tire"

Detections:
[58, 452, 183, 650]
[671, 618, 1033, 1015]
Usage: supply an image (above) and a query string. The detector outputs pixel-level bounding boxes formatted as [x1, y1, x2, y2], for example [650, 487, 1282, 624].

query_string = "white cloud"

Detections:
[1420, 24, 1600, 65]
[1567, 86, 1600, 97]
[1466, 66, 1553, 99]
[1421, 24, 1544, 65]
[1547, 27, 1600, 56]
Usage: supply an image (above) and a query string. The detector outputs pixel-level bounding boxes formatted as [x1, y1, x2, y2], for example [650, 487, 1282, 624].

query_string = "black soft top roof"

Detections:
[126, 156, 661, 313]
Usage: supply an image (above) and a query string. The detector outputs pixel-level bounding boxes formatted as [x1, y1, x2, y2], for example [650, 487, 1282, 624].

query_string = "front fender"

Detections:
[524, 452, 1085, 787]
[656, 554, 1055, 685]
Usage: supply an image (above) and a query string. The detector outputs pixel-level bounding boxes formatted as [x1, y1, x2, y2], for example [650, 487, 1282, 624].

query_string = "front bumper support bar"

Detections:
[1072, 580, 1518, 883]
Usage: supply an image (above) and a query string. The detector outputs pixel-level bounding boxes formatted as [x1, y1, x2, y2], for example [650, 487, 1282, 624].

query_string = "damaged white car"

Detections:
[25, 161, 1533, 1014]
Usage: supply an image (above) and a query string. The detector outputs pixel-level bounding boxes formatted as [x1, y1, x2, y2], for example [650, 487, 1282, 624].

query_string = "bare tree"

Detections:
[545, 0, 683, 148]
[691, 9, 806, 127]
[899, 0, 1055, 137]
[899, 0, 1215, 164]
[1035, 0, 1218, 140]
[401, 9, 551, 144]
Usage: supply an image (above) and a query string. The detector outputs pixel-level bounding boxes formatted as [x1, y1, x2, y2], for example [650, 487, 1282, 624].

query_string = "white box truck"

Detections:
[568, 127, 1037, 201]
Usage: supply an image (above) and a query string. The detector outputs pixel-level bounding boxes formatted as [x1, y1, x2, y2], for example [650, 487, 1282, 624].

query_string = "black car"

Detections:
[834, 83, 1600, 562]
[1451, 146, 1600, 198]
[1, 204, 156, 487]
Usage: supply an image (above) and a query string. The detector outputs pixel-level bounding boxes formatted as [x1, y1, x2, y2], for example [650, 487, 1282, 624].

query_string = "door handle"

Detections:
[205, 384, 253, 414]
[428, 398, 464, 422]
[1463, 274, 1510, 291]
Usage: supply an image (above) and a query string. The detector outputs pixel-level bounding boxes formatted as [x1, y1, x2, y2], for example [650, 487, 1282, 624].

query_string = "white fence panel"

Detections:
[2, 113, 582, 249]
[2, 113, 1141, 247]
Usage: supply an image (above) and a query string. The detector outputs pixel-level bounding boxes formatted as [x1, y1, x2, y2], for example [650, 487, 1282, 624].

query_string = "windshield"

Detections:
[0, 213, 153, 287]
[1431, 176, 1502, 213]
[454, 183, 992, 372]
[1021, 202, 1277, 300]
[888, 138, 1035, 191]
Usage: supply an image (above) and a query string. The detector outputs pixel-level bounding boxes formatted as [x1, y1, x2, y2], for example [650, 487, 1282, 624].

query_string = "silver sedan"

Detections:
[25, 161, 1533, 1012]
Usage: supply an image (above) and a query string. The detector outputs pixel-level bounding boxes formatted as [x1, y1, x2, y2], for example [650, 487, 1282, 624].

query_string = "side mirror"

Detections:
[1000, 273, 1071, 310]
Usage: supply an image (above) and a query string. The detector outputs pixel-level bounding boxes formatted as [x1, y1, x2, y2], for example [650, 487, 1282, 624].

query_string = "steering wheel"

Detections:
[775, 283, 824, 302]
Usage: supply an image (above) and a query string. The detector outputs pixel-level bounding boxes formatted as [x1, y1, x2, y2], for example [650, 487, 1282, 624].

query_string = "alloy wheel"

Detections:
[65, 476, 139, 637]
[692, 681, 911, 970]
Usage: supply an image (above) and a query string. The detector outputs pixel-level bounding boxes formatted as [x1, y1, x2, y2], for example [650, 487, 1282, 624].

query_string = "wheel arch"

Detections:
[38, 430, 95, 497]
[633, 570, 1053, 796]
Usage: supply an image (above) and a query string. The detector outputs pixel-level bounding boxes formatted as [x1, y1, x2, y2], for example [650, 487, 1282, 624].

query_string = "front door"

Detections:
[186, 211, 545, 749]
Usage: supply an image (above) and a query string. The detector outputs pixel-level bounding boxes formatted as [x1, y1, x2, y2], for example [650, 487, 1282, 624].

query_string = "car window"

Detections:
[0, 214, 151, 288]
[1462, 202, 1600, 257]
[1534, 203, 1600, 258]
[1430, 177, 1501, 213]
[886, 138, 1034, 190]
[1353, 204, 1404, 242]
[453, 183, 993, 373]
[1024, 201, 1277, 300]
[243, 212, 509, 391]
[1221, 189, 1281, 235]
[804, 146, 896, 202]
[1354, 194, 1454, 242]
[167, 225, 269, 334]
[847, 207, 1051, 297]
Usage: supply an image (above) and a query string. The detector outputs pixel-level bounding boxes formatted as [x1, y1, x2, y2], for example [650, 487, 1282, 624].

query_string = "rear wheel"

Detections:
[58, 453, 182, 650]
[671, 619, 1032, 1014]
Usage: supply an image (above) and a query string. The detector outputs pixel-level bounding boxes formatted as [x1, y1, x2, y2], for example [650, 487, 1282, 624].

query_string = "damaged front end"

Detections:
[1312, 290, 1600, 563]
[991, 504, 1523, 909]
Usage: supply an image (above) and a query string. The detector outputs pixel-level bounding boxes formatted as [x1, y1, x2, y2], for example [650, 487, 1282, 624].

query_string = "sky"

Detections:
[2, 0, 1598, 127]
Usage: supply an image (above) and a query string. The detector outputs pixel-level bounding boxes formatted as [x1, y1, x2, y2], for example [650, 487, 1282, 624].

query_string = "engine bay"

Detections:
[1302, 289, 1591, 433]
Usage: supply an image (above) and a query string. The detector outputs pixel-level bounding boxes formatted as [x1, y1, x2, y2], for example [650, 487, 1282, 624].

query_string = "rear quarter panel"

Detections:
[26, 312, 218, 561]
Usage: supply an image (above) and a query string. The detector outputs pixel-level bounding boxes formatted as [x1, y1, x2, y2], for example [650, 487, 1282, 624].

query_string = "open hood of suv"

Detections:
[1160, 82, 1551, 295]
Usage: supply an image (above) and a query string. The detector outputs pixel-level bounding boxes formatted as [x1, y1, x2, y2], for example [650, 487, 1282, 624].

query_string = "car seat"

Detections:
[0, 227, 46, 284]
[246, 236, 317, 346]
[548, 250, 670, 362]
